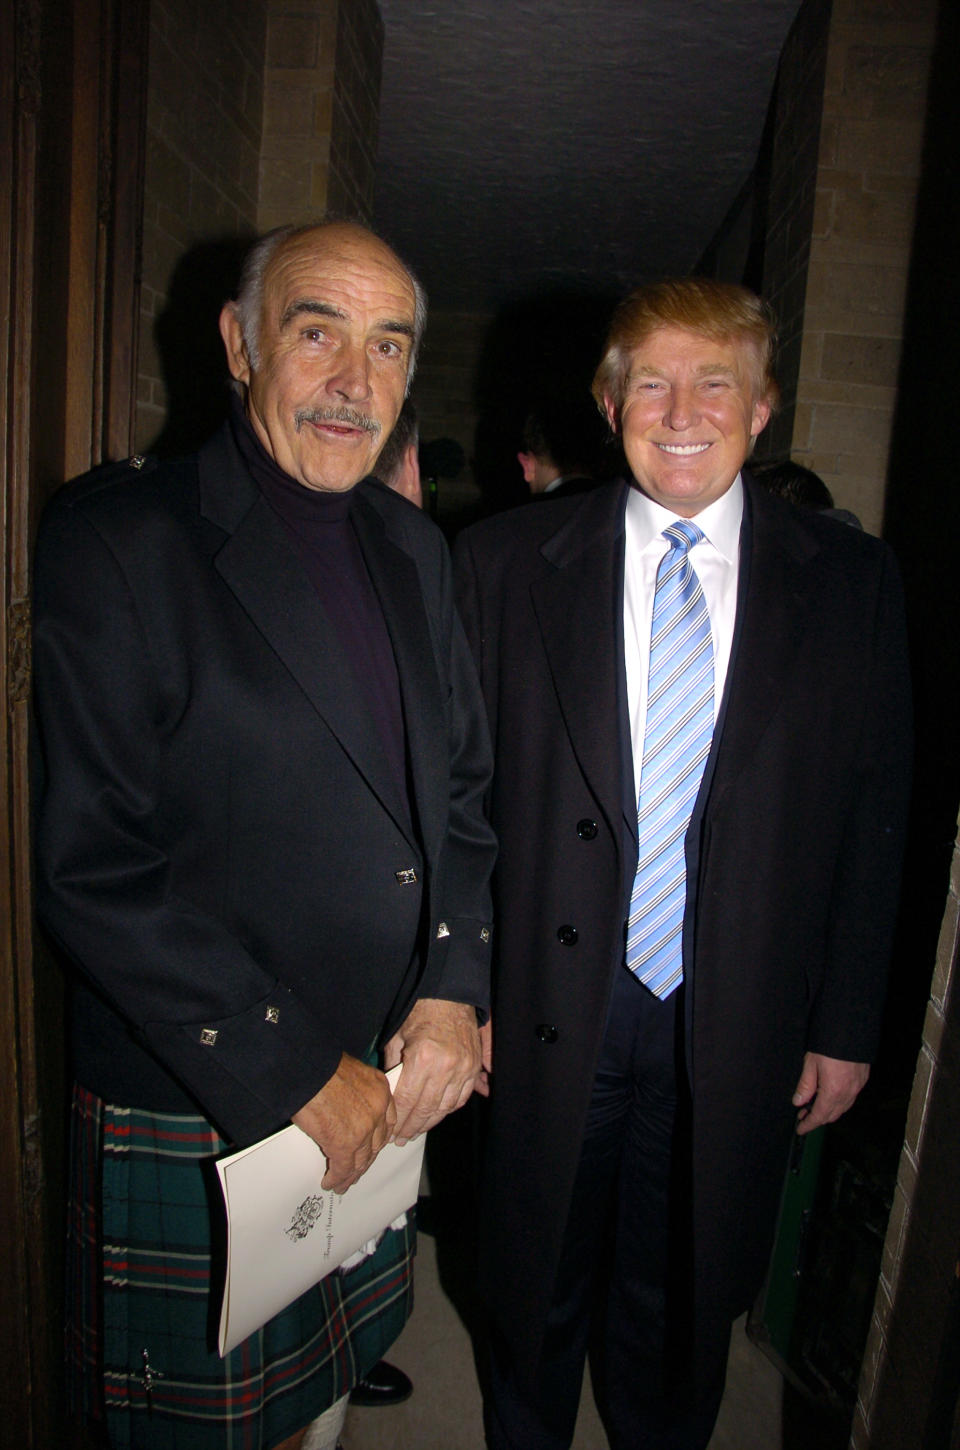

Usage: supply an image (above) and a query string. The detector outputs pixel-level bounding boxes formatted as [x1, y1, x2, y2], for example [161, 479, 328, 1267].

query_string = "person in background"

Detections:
[752, 455, 862, 528]
[375, 396, 423, 509]
[517, 394, 605, 500]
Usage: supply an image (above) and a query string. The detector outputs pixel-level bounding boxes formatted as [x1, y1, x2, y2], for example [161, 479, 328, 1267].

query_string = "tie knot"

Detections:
[663, 520, 705, 554]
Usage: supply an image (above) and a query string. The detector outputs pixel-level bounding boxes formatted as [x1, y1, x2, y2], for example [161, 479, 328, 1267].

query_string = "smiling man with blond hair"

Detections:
[455, 275, 910, 1449]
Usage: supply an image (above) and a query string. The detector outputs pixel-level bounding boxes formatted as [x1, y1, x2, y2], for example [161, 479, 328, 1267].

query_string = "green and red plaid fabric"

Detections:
[66, 1085, 415, 1449]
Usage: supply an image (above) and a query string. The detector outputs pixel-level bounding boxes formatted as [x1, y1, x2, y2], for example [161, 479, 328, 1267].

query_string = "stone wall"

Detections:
[410, 309, 491, 513]
[259, 1, 337, 230]
[757, 0, 832, 462]
[259, 0, 382, 230]
[850, 0, 960, 1438]
[414, 313, 485, 447]
[852, 824, 960, 1448]
[791, 0, 937, 534]
[137, 0, 385, 450]
[136, 0, 267, 449]
[327, 0, 383, 219]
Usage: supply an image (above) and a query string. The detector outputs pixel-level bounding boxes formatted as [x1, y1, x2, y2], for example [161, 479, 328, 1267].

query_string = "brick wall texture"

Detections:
[409, 309, 492, 515]
[137, 0, 384, 449]
[259, 1, 337, 230]
[328, 0, 383, 219]
[136, 0, 267, 448]
[258, 0, 382, 231]
[758, 0, 832, 463]
[790, 0, 937, 535]
[414, 318, 485, 455]
[851, 821, 960, 1448]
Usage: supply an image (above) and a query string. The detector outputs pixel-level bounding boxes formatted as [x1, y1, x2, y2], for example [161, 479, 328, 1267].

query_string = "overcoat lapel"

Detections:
[705, 483, 819, 815]
[351, 489, 447, 866]
[530, 485, 628, 843]
[198, 431, 418, 848]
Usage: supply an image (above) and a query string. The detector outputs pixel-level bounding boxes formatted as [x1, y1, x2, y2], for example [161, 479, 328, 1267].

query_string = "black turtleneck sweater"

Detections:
[230, 398, 409, 810]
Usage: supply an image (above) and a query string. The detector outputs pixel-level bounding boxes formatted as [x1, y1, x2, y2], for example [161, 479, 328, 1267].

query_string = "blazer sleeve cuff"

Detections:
[419, 915, 492, 1022]
[143, 983, 341, 1146]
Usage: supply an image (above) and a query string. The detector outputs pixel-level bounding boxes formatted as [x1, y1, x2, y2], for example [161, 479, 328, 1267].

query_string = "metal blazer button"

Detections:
[577, 819, 598, 840]
[535, 1024, 559, 1044]
[557, 924, 578, 945]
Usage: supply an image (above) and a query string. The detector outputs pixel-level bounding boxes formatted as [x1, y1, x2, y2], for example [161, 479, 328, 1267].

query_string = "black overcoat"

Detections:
[33, 423, 496, 1146]
[454, 475, 911, 1384]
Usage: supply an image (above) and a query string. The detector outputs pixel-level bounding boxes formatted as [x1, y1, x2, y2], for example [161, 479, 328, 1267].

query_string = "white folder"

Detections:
[216, 1065, 424, 1356]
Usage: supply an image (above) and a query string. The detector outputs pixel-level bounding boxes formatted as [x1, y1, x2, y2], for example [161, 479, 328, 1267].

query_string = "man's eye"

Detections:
[375, 339, 402, 358]
[302, 328, 326, 343]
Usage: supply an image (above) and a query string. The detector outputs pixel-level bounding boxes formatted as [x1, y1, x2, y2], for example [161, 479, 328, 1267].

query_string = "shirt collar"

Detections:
[625, 473, 743, 562]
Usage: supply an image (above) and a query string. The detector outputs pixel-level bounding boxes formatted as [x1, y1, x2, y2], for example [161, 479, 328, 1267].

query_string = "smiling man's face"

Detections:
[220, 224, 417, 492]
[606, 325, 771, 517]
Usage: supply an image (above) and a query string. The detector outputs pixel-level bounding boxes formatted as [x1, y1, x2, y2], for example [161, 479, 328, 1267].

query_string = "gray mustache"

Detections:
[294, 407, 380, 436]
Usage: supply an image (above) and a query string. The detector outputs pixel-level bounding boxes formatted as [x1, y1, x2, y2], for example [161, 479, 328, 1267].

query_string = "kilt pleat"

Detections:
[66, 1084, 414, 1450]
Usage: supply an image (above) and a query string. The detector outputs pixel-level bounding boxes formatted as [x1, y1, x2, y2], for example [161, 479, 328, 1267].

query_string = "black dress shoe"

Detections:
[348, 1358, 413, 1406]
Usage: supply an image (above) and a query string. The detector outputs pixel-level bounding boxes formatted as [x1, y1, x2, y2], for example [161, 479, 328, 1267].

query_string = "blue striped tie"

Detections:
[625, 520, 714, 998]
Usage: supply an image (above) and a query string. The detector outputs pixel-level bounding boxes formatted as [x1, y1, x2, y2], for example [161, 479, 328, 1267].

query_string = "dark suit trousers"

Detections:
[484, 968, 730, 1450]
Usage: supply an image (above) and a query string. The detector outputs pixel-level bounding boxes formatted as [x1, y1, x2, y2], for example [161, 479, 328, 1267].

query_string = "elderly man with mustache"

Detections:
[33, 220, 496, 1450]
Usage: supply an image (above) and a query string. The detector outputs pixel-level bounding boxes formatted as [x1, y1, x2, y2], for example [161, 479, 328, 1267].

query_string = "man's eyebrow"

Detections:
[279, 300, 345, 329]
[627, 362, 739, 380]
[279, 298, 414, 340]
[378, 318, 416, 340]
[694, 362, 738, 379]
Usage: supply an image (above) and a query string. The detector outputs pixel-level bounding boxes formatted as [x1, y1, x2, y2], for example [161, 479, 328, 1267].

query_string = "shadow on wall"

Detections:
[878, 0, 960, 1102]
[470, 286, 623, 520]
[147, 235, 255, 459]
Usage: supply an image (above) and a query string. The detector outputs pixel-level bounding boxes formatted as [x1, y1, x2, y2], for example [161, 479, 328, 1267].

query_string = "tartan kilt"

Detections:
[66, 1084, 415, 1450]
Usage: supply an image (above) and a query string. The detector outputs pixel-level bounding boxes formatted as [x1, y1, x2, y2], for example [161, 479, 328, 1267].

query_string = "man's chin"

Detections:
[289, 442, 377, 493]
[297, 472, 363, 494]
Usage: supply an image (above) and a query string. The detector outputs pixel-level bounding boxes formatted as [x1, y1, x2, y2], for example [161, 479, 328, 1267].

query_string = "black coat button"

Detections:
[535, 1024, 559, 1044]
[557, 924, 578, 945]
[577, 819, 598, 839]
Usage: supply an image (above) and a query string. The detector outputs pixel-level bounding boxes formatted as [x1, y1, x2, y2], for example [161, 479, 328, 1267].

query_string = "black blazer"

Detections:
[454, 474, 911, 1384]
[33, 424, 496, 1145]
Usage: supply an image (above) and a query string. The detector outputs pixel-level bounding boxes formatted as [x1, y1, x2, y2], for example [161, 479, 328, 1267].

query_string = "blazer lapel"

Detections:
[530, 484, 628, 844]
[199, 434, 416, 845]
[351, 489, 447, 865]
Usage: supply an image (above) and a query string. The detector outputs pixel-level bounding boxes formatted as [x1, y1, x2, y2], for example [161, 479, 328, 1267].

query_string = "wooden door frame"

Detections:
[0, 1, 147, 1439]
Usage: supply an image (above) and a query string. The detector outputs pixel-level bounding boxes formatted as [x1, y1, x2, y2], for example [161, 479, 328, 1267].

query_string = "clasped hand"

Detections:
[292, 998, 483, 1191]
[292, 1053, 395, 1194]
[384, 997, 482, 1145]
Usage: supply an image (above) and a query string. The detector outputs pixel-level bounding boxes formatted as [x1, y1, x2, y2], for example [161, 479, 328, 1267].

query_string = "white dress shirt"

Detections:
[623, 477, 743, 801]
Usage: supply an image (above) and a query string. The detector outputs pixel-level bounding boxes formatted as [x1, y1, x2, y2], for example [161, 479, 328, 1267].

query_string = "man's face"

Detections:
[220, 226, 417, 492]
[605, 326, 771, 517]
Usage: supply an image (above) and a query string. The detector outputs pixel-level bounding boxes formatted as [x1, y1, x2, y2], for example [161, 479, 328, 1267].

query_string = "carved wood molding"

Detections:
[7, 598, 31, 710]
[15, 0, 41, 116]
[1, 4, 148, 1444]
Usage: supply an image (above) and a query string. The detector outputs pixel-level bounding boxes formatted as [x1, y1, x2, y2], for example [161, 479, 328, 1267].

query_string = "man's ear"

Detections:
[395, 445, 423, 508]
[603, 394, 619, 433]
[517, 451, 537, 486]
[219, 303, 251, 386]
[750, 396, 772, 439]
